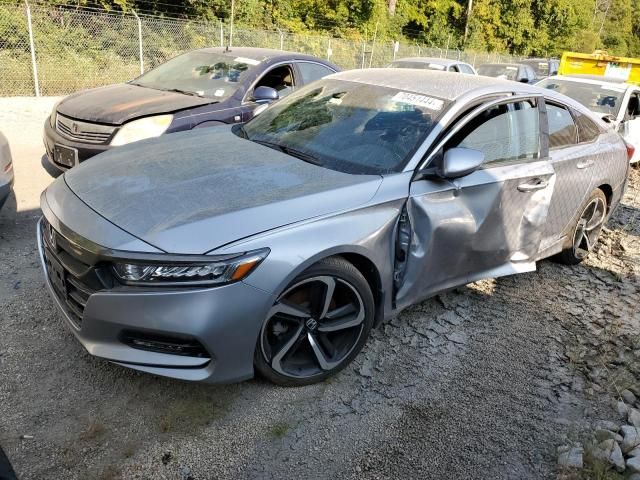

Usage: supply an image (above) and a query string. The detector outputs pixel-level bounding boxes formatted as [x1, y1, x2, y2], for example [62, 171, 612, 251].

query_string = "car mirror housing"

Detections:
[253, 86, 279, 104]
[441, 147, 485, 179]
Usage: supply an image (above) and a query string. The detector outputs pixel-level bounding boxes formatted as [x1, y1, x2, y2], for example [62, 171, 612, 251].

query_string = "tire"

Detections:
[254, 257, 375, 387]
[553, 189, 608, 265]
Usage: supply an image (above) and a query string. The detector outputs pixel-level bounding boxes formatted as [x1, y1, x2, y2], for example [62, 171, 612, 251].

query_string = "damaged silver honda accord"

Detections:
[38, 69, 631, 386]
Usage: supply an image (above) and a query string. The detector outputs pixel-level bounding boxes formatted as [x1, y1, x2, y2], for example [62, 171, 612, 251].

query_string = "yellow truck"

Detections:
[558, 50, 640, 85]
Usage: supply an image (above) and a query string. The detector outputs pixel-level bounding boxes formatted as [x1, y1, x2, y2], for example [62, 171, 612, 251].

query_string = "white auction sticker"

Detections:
[392, 92, 444, 111]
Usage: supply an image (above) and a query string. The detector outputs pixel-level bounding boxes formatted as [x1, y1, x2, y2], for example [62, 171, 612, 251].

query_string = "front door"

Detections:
[395, 97, 556, 309]
[242, 64, 297, 122]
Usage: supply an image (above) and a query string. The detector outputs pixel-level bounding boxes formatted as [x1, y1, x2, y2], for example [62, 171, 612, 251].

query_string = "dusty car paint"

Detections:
[56, 83, 213, 124]
[39, 70, 630, 383]
[42, 47, 338, 176]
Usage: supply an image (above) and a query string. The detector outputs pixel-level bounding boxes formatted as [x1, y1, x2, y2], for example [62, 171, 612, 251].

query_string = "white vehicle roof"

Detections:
[546, 74, 636, 92]
[392, 57, 472, 67]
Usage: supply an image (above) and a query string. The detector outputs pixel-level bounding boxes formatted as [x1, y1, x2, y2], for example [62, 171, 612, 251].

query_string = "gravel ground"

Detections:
[0, 98, 638, 480]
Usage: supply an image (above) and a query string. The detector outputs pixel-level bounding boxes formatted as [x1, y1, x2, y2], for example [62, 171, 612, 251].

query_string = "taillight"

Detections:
[626, 141, 635, 161]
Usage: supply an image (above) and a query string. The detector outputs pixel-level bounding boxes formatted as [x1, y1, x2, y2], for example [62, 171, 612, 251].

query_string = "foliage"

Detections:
[6, 0, 638, 56]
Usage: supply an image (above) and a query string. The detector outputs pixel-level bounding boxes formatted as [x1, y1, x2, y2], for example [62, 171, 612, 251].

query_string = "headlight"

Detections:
[110, 114, 173, 146]
[49, 100, 62, 127]
[112, 249, 269, 286]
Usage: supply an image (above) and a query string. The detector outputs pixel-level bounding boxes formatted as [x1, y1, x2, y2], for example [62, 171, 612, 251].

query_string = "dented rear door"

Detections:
[395, 97, 556, 309]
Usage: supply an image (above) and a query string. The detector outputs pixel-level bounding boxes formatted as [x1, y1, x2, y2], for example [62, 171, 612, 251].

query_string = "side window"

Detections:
[573, 109, 602, 143]
[525, 66, 536, 82]
[547, 103, 578, 148]
[458, 64, 474, 74]
[297, 62, 335, 84]
[254, 65, 295, 98]
[447, 100, 540, 164]
[449, 65, 460, 73]
[626, 92, 640, 120]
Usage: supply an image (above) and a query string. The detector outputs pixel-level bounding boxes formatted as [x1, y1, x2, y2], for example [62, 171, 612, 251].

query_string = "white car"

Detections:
[537, 75, 640, 163]
[389, 57, 477, 75]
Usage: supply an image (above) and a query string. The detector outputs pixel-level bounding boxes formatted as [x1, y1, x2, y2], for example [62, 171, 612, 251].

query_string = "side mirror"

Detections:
[441, 147, 485, 179]
[519, 77, 530, 83]
[252, 86, 279, 104]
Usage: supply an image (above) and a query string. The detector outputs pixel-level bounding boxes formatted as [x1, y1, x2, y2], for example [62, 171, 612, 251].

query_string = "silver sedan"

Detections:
[38, 69, 631, 386]
[0, 131, 14, 211]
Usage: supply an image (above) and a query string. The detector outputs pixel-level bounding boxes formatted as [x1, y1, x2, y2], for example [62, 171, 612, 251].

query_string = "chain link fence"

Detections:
[0, 2, 523, 97]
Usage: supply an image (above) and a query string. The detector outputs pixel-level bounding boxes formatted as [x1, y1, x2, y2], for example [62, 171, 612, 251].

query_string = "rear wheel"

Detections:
[554, 189, 607, 265]
[255, 257, 374, 387]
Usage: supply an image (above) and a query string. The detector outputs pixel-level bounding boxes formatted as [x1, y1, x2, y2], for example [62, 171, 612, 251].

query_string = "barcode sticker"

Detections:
[392, 92, 444, 111]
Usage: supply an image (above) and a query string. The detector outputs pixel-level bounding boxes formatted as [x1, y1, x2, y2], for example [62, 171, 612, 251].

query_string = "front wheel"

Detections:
[254, 257, 375, 387]
[554, 189, 608, 265]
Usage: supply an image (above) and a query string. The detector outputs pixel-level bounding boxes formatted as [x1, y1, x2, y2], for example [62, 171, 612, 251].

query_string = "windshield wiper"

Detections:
[252, 139, 323, 166]
[163, 88, 204, 97]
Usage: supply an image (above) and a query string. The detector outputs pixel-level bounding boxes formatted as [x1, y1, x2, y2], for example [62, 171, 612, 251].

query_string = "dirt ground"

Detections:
[0, 98, 638, 480]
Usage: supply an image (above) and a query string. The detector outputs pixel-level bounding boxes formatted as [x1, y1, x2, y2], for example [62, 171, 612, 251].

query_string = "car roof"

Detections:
[195, 46, 332, 64]
[329, 69, 600, 116]
[544, 75, 635, 89]
[478, 63, 526, 68]
[330, 68, 533, 101]
[393, 57, 468, 66]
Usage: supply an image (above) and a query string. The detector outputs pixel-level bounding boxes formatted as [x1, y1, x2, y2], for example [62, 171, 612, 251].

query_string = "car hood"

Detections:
[63, 127, 382, 254]
[56, 83, 215, 125]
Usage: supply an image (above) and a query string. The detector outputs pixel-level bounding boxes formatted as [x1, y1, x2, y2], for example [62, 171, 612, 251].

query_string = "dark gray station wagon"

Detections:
[42, 47, 338, 175]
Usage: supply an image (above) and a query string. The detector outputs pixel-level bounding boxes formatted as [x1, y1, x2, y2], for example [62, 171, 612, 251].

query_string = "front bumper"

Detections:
[42, 116, 113, 175]
[37, 217, 275, 383]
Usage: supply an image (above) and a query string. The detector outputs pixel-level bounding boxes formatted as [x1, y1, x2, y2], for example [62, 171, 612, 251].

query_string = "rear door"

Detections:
[538, 102, 596, 251]
[396, 96, 556, 308]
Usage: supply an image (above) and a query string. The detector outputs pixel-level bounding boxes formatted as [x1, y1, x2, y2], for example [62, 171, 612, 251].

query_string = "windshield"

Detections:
[478, 64, 520, 80]
[131, 50, 259, 99]
[537, 78, 625, 116]
[242, 79, 448, 175]
[390, 61, 447, 71]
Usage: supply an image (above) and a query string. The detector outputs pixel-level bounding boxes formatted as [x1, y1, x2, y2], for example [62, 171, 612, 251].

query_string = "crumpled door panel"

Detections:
[395, 161, 556, 310]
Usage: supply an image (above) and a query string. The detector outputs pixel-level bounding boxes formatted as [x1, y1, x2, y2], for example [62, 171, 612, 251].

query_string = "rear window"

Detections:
[477, 64, 520, 81]
[573, 110, 602, 143]
[390, 61, 447, 71]
[297, 62, 335, 84]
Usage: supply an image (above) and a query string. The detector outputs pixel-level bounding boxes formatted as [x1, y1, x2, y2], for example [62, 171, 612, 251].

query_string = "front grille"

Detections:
[56, 113, 116, 144]
[41, 219, 104, 328]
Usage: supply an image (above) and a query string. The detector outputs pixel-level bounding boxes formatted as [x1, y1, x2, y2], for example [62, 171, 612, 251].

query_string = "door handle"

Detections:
[576, 160, 595, 169]
[517, 179, 549, 192]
